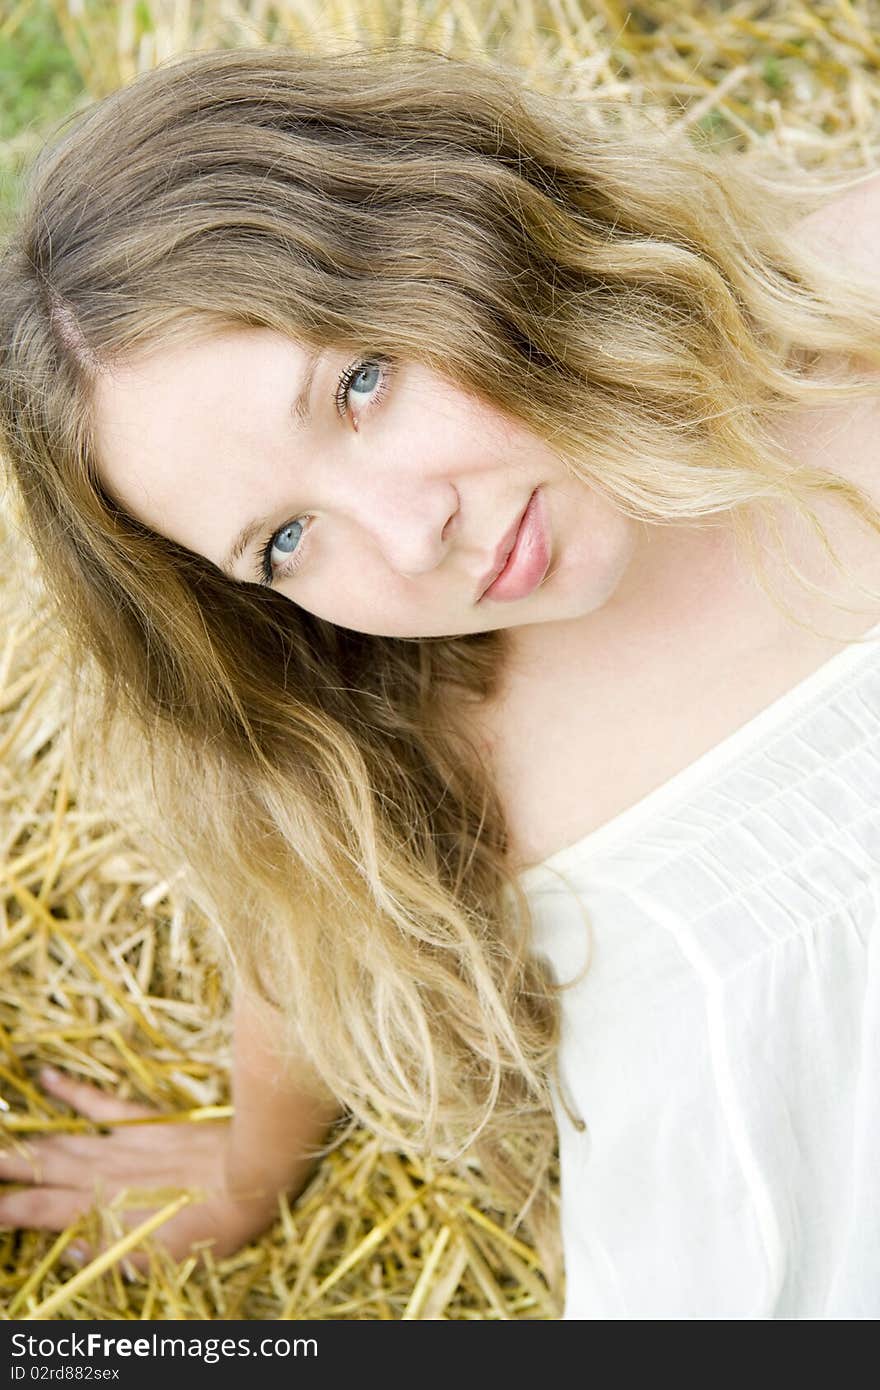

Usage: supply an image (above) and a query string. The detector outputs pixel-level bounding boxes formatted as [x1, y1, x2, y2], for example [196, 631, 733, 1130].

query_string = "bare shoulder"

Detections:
[793, 168, 880, 282]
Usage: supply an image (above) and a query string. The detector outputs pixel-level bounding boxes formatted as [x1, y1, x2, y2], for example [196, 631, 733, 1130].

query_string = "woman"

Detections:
[1, 44, 879, 1318]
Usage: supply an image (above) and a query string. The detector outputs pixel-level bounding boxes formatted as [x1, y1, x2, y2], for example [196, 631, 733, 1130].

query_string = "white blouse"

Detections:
[519, 619, 880, 1319]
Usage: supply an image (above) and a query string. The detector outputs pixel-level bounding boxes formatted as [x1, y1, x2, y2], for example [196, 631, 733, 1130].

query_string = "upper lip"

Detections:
[475, 494, 533, 601]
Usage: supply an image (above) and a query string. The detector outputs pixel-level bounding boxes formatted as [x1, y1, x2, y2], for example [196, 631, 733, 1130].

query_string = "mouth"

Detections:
[476, 488, 551, 604]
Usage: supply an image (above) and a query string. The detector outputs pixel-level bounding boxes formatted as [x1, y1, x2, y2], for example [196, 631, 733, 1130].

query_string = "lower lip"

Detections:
[479, 488, 551, 603]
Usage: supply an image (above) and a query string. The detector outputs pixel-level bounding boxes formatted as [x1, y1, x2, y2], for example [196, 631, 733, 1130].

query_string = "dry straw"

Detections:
[2, 0, 880, 1320]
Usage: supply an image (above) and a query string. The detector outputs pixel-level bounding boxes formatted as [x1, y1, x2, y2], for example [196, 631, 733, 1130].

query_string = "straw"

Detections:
[3, 0, 879, 1322]
[19, 1195, 192, 1320]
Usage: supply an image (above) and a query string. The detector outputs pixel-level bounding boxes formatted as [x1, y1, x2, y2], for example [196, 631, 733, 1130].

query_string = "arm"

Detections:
[0, 980, 342, 1269]
[223, 979, 342, 1209]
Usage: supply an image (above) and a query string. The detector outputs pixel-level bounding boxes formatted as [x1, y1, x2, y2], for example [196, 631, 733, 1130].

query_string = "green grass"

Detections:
[0, 5, 84, 142]
[0, 3, 85, 230]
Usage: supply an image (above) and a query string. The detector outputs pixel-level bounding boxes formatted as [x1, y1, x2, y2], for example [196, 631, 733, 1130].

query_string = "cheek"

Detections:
[595, 513, 640, 588]
[549, 492, 639, 608]
[279, 564, 423, 636]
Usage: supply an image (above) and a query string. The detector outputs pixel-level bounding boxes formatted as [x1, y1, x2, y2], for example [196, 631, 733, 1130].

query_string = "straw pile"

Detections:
[2, 0, 879, 1322]
[0, 503, 560, 1320]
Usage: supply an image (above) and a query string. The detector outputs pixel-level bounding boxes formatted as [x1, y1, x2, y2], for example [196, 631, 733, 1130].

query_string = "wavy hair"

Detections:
[3, 44, 880, 1278]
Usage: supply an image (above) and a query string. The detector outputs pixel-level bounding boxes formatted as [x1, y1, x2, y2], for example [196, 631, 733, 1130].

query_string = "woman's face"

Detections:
[92, 327, 640, 639]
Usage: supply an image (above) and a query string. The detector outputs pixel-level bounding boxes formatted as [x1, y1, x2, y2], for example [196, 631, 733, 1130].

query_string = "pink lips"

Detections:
[478, 488, 551, 603]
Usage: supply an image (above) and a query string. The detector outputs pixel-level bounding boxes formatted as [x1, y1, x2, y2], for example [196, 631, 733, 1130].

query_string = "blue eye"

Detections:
[254, 353, 394, 587]
[334, 358, 389, 417]
[272, 519, 304, 557]
[258, 517, 308, 585]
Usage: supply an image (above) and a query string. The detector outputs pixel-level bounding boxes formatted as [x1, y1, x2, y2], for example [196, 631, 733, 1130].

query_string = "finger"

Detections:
[61, 1240, 142, 1283]
[0, 1184, 95, 1231]
[62, 1240, 91, 1269]
[38, 1068, 155, 1123]
[61, 1203, 193, 1280]
[0, 1142, 50, 1185]
[0, 1136, 111, 1188]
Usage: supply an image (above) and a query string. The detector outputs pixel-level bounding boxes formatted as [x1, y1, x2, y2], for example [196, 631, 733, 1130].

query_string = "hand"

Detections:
[0, 1068, 286, 1273]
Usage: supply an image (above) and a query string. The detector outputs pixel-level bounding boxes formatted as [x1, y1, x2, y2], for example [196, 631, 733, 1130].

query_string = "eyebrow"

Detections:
[221, 346, 321, 578]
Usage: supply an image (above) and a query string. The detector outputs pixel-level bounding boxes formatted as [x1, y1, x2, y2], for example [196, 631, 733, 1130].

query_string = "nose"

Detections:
[353, 476, 460, 578]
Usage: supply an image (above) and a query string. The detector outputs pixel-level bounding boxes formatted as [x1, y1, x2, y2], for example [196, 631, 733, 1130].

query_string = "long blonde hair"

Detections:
[2, 43, 880, 1270]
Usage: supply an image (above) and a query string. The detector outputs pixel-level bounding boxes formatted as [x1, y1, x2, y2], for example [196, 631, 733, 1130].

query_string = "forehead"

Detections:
[91, 327, 305, 539]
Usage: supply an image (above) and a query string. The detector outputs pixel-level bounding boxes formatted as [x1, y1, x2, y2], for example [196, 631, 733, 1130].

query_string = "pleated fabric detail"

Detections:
[518, 624, 880, 1319]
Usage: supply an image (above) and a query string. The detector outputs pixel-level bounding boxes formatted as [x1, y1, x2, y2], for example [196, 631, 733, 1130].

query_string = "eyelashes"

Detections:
[257, 516, 309, 586]
[333, 356, 393, 423]
[253, 353, 395, 586]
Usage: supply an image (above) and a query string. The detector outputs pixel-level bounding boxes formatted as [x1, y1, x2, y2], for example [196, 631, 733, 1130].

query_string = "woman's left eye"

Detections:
[334, 354, 394, 422]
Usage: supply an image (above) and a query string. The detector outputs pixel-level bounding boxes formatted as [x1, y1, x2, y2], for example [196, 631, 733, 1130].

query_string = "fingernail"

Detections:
[67, 1242, 87, 1266]
[40, 1067, 60, 1085]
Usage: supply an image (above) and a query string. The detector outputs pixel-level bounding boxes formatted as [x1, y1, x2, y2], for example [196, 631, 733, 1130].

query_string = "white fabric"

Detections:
[518, 620, 880, 1319]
